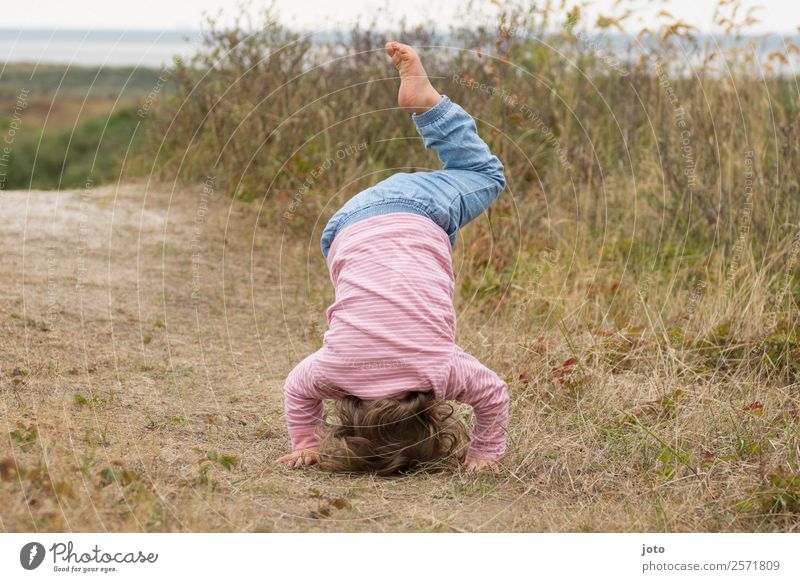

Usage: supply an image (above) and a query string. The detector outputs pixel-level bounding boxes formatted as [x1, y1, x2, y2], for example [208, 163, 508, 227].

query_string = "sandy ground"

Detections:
[4, 180, 794, 533]
[0, 181, 543, 532]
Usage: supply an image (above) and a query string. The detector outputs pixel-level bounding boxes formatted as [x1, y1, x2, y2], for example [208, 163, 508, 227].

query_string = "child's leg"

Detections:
[388, 41, 505, 235]
[319, 43, 505, 257]
[411, 95, 506, 230]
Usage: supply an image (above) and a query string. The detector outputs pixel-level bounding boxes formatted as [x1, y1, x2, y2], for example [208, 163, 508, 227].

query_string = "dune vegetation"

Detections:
[1, 0, 798, 531]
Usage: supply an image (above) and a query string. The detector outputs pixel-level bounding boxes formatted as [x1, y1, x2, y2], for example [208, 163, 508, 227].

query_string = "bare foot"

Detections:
[385, 41, 442, 114]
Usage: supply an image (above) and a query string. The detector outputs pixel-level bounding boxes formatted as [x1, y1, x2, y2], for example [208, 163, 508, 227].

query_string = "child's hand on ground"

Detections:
[276, 447, 319, 469]
[462, 456, 501, 474]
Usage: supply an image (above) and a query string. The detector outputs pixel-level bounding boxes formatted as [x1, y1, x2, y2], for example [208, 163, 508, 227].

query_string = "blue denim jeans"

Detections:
[320, 95, 506, 258]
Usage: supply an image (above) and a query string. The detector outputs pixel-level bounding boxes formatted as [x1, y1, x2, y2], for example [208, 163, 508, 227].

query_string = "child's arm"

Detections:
[445, 346, 509, 470]
[277, 353, 328, 468]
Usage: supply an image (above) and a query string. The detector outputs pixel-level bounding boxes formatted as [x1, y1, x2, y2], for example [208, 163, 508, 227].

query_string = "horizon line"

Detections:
[0, 27, 799, 37]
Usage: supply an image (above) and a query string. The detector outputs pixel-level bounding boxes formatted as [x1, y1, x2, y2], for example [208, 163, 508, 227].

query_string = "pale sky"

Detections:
[3, 0, 798, 34]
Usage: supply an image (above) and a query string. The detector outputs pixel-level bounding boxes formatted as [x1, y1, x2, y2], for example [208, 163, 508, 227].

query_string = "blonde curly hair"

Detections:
[315, 391, 469, 475]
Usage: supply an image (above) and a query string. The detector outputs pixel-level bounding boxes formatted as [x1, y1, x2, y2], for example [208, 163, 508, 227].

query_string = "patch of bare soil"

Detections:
[0, 181, 537, 532]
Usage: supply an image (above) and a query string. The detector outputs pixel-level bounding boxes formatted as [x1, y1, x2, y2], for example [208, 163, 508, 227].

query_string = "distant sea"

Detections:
[0, 29, 203, 68]
[1, 29, 798, 73]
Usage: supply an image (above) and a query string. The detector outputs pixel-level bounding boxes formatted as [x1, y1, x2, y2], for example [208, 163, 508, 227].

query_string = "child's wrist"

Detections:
[466, 449, 503, 461]
[291, 431, 320, 451]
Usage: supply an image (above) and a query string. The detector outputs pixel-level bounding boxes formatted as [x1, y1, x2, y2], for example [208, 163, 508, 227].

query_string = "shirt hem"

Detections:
[327, 209, 451, 265]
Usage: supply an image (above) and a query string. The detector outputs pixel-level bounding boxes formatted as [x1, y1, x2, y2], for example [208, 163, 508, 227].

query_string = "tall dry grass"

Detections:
[140, 0, 800, 529]
[2, 0, 795, 532]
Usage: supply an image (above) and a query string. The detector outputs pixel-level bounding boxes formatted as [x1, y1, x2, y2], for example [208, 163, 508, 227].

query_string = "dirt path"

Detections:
[0, 181, 541, 532]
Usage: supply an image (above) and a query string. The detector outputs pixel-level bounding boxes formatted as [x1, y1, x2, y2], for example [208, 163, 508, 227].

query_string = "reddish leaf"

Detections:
[744, 401, 764, 416]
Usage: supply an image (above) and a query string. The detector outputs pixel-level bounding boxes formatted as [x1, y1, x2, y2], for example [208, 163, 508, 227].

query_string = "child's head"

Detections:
[315, 391, 468, 475]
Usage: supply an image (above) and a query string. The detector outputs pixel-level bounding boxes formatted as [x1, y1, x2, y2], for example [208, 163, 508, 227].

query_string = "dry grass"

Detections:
[1, 0, 799, 533]
[0, 179, 798, 532]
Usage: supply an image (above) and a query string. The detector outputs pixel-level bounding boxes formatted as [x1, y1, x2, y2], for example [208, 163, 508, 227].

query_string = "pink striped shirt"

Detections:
[284, 213, 508, 460]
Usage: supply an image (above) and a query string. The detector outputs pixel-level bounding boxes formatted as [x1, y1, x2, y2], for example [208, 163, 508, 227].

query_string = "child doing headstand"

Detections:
[276, 41, 509, 475]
